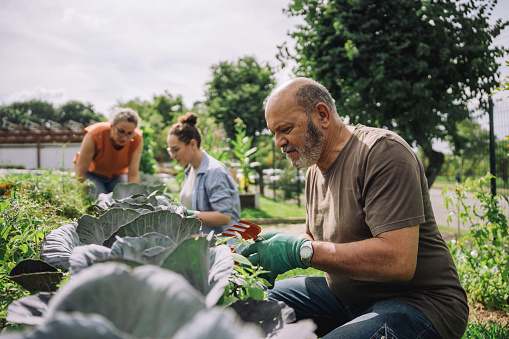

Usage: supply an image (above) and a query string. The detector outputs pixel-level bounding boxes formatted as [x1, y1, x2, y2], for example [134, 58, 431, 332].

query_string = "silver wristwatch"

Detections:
[299, 241, 314, 267]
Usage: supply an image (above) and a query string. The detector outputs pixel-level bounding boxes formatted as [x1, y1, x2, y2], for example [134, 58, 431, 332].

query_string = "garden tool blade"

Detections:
[221, 219, 262, 240]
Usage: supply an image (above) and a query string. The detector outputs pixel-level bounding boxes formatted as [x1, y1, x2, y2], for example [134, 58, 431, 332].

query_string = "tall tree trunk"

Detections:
[257, 166, 265, 196]
[422, 147, 444, 188]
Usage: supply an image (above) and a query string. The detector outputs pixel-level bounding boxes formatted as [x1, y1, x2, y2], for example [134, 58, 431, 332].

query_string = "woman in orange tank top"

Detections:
[74, 108, 144, 199]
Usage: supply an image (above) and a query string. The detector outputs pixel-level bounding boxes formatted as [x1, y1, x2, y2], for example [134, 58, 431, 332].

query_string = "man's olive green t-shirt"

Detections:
[305, 125, 468, 339]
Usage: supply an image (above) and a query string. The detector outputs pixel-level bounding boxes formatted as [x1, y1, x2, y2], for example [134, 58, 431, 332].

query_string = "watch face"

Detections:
[300, 244, 313, 259]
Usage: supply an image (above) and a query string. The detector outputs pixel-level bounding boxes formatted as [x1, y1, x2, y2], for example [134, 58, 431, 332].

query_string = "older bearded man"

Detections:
[241, 78, 468, 339]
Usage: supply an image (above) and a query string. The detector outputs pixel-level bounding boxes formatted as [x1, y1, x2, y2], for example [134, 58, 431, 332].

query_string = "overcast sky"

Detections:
[1, 0, 508, 119]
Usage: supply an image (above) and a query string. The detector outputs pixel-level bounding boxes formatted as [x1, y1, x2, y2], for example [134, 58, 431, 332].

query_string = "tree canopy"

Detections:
[279, 0, 508, 186]
[205, 56, 276, 141]
[118, 91, 187, 164]
[0, 100, 105, 127]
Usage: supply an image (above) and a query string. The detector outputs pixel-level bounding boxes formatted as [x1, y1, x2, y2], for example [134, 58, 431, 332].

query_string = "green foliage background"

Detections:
[279, 0, 509, 187]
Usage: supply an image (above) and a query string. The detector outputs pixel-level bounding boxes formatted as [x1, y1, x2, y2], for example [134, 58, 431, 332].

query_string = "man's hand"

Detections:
[241, 232, 309, 276]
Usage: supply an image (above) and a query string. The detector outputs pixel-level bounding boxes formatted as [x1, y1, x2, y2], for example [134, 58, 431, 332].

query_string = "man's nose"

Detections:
[274, 133, 287, 149]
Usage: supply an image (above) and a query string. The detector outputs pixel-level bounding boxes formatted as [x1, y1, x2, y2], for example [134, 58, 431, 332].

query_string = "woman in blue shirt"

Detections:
[167, 112, 241, 235]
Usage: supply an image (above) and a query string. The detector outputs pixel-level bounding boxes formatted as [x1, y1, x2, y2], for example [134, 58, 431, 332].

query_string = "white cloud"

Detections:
[6, 87, 66, 105]
[0, 0, 302, 117]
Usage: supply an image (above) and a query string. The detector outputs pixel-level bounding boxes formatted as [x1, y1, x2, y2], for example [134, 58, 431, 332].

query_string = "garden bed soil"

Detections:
[469, 302, 508, 327]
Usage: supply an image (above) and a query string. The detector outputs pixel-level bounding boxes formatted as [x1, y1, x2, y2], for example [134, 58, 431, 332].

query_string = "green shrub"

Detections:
[139, 124, 158, 175]
[443, 174, 509, 312]
[0, 172, 92, 324]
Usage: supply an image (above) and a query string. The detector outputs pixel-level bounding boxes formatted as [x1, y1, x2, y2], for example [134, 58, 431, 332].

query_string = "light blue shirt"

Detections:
[183, 151, 241, 235]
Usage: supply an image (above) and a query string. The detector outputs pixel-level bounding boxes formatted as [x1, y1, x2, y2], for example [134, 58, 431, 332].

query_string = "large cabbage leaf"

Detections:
[68, 244, 113, 275]
[103, 210, 201, 247]
[45, 263, 206, 338]
[205, 245, 236, 308]
[3, 312, 136, 339]
[109, 232, 176, 264]
[7, 260, 63, 293]
[17, 209, 200, 293]
[7, 264, 315, 338]
[41, 209, 199, 271]
[69, 234, 234, 307]
[76, 208, 142, 245]
[6, 262, 262, 339]
[40, 222, 81, 271]
[68, 233, 177, 275]
[172, 308, 261, 339]
[6, 292, 53, 326]
[3, 310, 262, 339]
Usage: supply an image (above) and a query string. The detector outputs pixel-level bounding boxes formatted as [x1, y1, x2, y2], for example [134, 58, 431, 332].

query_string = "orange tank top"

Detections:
[81, 122, 142, 178]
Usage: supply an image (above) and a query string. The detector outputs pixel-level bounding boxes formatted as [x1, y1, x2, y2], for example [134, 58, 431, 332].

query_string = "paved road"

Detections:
[430, 186, 509, 232]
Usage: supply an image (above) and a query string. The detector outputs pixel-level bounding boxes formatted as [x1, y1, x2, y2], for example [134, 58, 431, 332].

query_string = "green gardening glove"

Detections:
[241, 231, 308, 276]
[186, 209, 195, 216]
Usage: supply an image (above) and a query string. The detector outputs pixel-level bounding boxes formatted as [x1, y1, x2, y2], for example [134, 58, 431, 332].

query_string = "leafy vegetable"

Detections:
[7, 260, 62, 293]
[6, 263, 263, 339]
[69, 234, 234, 308]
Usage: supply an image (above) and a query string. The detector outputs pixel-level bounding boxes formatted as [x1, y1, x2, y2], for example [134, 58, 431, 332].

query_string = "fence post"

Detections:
[489, 98, 496, 196]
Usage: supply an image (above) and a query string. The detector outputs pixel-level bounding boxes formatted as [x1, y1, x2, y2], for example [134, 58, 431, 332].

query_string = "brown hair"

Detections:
[169, 112, 202, 148]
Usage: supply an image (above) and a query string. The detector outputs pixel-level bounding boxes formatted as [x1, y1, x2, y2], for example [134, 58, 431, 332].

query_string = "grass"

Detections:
[241, 195, 306, 219]
[168, 191, 307, 219]
[462, 322, 509, 338]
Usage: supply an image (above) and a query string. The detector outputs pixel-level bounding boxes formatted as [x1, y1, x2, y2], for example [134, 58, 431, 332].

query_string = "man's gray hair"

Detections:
[110, 108, 141, 127]
[295, 82, 336, 116]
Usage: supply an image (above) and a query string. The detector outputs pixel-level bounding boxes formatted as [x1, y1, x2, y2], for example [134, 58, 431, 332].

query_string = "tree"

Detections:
[57, 101, 105, 125]
[152, 91, 186, 124]
[444, 119, 490, 180]
[1, 100, 58, 125]
[205, 56, 276, 141]
[0, 100, 105, 127]
[279, 0, 508, 186]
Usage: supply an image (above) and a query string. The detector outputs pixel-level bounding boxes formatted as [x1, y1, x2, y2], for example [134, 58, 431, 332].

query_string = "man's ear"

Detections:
[315, 103, 331, 128]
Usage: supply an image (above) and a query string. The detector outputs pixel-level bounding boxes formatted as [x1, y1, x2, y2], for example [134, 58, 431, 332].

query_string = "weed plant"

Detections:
[0, 172, 91, 326]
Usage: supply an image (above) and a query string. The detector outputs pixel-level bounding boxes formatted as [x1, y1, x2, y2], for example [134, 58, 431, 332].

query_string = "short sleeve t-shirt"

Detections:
[305, 125, 468, 339]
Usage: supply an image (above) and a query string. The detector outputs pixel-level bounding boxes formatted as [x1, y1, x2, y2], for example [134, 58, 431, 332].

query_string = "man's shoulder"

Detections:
[353, 124, 410, 149]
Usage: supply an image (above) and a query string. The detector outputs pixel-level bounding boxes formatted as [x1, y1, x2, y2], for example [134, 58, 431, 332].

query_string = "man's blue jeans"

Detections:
[268, 276, 441, 339]
[86, 172, 127, 199]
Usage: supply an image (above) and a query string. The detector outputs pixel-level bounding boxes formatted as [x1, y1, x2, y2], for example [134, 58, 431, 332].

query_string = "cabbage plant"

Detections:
[5, 183, 318, 338]
[5, 263, 266, 339]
